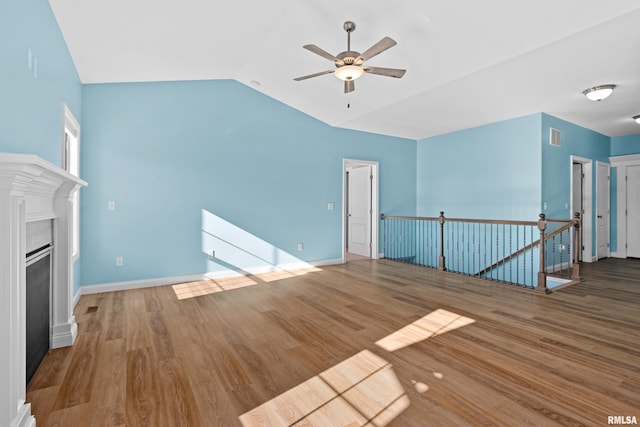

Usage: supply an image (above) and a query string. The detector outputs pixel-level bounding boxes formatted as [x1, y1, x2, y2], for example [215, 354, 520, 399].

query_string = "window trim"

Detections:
[62, 104, 81, 262]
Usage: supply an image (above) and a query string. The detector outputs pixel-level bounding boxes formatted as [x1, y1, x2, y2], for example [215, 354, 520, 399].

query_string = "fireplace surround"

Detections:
[0, 153, 86, 427]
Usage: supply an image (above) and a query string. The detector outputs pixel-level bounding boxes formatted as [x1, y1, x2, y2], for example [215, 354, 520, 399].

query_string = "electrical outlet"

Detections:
[108, 200, 116, 211]
[297, 243, 303, 251]
[207, 249, 215, 259]
[115, 256, 124, 266]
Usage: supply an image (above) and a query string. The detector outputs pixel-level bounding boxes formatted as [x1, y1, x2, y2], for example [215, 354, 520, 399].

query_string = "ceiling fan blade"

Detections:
[363, 66, 406, 78]
[303, 44, 339, 62]
[355, 37, 397, 63]
[344, 80, 355, 93]
[294, 69, 335, 81]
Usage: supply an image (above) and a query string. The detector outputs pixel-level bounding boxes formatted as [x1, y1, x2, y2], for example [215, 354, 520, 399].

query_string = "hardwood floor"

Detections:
[27, 258, 640, 426]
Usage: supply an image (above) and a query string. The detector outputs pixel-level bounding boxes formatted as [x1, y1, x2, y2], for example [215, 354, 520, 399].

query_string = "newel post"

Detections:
[572, 212, 582, 280]
[536, 213, 550, 293]
[438, 211, 446, 271]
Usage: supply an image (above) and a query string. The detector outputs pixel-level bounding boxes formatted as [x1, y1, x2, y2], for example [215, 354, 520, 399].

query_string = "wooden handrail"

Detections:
[381, 213, 574, 228]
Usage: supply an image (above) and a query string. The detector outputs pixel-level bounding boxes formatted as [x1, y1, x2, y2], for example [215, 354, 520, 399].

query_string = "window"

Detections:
[62, 104, 81, 261]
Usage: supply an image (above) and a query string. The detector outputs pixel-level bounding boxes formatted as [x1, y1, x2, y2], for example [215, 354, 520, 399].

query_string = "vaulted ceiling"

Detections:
[49, 0, 640, 140]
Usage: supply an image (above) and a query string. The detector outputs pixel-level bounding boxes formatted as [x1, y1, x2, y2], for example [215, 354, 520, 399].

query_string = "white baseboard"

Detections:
[310, 258, 343, 267]
[73, 259, 342, 305]
[77, 273, 205, 299]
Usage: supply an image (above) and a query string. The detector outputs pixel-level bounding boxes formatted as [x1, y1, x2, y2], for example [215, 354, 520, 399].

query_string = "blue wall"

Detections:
[0, 0, 82, 165]
[611, 134, 640, 156]
[0, 0, 83, 290]
[540, 114, 610, 257]
[416, 114, 542, 220]
[3, 0, 638, 289]
[80, 80, 417, 286]
[541, 114, 610, 217]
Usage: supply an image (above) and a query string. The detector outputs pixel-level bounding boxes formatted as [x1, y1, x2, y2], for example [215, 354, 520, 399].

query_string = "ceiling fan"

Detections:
[294, 21, 406, 93]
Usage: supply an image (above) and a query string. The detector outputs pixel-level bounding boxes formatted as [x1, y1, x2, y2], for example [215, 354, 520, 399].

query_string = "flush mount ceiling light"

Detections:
[633, 115, 640, 124]
[582, 84, 616, 101]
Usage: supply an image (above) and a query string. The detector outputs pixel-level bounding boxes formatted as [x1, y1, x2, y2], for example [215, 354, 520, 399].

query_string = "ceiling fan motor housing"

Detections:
[336, 51, 361, 67]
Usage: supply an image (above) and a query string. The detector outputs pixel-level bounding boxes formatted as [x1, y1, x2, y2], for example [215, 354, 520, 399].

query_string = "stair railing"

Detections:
[380, 212, 581, 292]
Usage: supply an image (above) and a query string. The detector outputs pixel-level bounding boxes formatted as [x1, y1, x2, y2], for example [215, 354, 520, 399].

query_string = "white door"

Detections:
[348, 166, 372, 257]
[596, 162, 610, 259]
[627, 165, 640, 258]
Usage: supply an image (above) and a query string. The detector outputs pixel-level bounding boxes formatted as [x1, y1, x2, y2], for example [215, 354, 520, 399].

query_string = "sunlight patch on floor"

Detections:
[258, 267, 323, 283]
[239, 349, 409, 427]
[172, 276, 258, 299]
[172, 267, 323, 300]
[375, 309, 476, 352]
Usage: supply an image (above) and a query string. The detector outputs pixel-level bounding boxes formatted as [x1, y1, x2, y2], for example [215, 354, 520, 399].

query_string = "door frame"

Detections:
[596, 161, 611, 260]
[342, 159, 379, 263]
[610, 153, 640, 258]
[570, 156, 593, 262]
[571, 162, 583, 262]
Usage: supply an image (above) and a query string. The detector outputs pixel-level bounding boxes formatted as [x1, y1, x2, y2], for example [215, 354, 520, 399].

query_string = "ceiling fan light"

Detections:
[334, 65, 364, 81]
[633, 115, 640, 124]
[582, 84, 616, 101]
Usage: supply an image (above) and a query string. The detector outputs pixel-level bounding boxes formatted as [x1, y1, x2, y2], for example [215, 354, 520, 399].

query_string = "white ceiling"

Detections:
[49, 0, 640, 140]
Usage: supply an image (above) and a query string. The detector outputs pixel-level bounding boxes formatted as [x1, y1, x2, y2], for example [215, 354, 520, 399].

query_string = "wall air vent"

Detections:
[550, 127, 561, 147]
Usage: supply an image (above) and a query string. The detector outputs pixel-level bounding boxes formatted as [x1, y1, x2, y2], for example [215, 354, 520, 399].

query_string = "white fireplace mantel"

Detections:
[0, 153, 87, 427]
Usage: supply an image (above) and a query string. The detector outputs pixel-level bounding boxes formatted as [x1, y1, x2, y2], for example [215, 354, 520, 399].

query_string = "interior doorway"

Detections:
[596, 161, 611, 259]
[571, 162, 584, 262]
[343, 159, 379, 263]
[570, 156, 593, 262]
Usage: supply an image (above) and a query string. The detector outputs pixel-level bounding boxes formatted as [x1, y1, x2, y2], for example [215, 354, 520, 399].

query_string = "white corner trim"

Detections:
[74, 258, 344, 301]
[13, 403, 35, 427]
[50, 317, 78, 348]
[72, 287, 82, 308]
